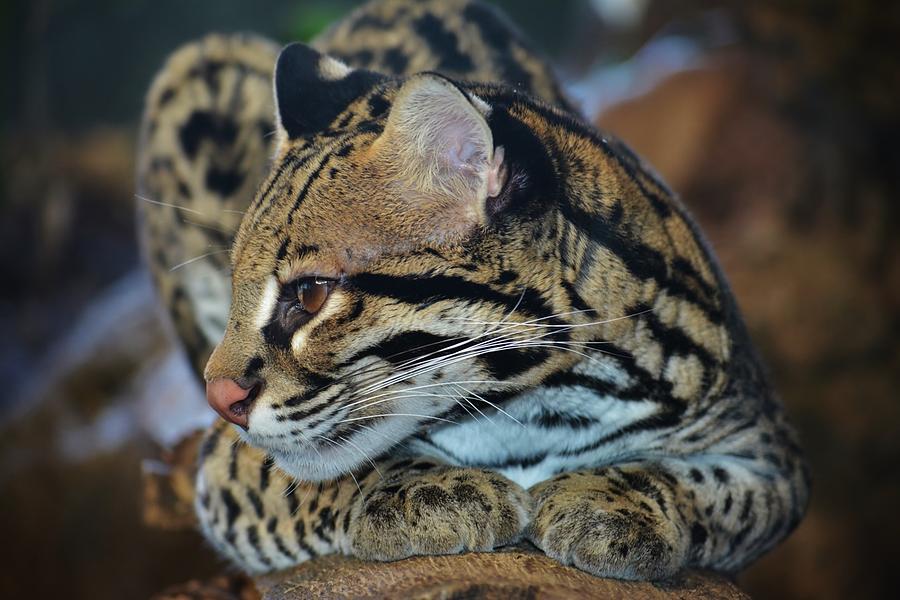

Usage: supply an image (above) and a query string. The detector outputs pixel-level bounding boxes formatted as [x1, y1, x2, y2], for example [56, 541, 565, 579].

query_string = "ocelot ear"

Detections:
[274, 42, 384, 141]
[374, 73, 506, 213]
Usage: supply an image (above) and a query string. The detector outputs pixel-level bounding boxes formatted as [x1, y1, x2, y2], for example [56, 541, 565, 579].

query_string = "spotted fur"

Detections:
[137, 0, 808, 581]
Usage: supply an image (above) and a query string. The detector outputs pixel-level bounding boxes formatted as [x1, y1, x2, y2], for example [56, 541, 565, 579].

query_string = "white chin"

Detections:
[270, 448, 363, 482]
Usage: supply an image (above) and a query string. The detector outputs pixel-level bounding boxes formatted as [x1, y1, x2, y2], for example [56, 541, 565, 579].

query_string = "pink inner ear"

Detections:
[379, 76, 499, 211]
[444, 116, 486, 175]
[455, 141, 479, 166]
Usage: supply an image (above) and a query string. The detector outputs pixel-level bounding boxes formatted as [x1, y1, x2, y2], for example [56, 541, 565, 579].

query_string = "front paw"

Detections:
[348, 465, 531, 561]
[526, 474, 688, 580]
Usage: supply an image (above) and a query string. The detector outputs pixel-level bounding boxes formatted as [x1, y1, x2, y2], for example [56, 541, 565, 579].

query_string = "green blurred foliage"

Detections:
[286, 2, 356, 42]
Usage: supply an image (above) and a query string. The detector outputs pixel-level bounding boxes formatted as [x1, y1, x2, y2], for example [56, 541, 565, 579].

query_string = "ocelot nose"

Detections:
[206, 378, 262, 429]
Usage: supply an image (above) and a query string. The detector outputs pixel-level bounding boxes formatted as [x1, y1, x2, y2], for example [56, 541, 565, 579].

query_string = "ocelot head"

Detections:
[204, 42, 692, 480]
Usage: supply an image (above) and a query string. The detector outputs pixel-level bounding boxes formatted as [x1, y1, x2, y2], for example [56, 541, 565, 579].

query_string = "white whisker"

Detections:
[169, 249, 230, 271]
[347, 469, 363, 495]
[453, 383, 524, 428]
[135, 193, 205, 216]
[354, 423, 411, 452]
[339, 434, 383, 480]
[183, 219, 234, 234]
[336, 413, 456, 425]
[449, 383, 494, 425]
[344, 336, 619, 417]
[344, 380, 498, 411]
[347, 324, 578, 402]
[295, 304, 646, 443]
[449, 307, 653, 329]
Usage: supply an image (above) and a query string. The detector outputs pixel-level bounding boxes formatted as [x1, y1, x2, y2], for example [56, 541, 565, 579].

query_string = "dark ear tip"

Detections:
[275, 43, 327, 139]
[274, 43, 384, 140]
[275, 42, 321, 82]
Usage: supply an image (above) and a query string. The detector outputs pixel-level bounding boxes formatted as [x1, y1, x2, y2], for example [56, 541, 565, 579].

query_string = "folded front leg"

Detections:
[527, 452, 807, 580]
[195, 421, 532, 573]
[346, 460, 532, 561]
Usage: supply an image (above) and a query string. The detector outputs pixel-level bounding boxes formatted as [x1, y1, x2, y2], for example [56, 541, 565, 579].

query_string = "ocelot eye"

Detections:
[294, 277, 335, 315]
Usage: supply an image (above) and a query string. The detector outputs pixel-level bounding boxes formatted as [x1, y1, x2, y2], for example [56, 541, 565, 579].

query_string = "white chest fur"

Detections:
[409, 359, 659, 489]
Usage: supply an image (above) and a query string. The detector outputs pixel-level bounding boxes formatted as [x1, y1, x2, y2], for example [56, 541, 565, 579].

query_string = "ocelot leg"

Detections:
[196, 422, 532, 573]
[527, 450, 808, 580]
[345, 458, 532, 561]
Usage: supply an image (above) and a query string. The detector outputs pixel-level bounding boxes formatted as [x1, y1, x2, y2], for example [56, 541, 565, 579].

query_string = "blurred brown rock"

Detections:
[153, 574, 260, 600]
[256, 550, 747, 600]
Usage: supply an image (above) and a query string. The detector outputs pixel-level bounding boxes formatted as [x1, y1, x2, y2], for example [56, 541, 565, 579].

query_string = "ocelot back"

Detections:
[137, 0, 808, 581]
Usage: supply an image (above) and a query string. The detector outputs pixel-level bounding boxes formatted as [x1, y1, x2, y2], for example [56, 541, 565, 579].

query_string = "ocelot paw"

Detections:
[526, 473, 688, 581]
[347, 464, 531, 561]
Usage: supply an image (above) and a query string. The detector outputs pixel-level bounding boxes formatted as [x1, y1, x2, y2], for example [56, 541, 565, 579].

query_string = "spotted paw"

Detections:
[347, 464, 531, 561]
[526, 473, 688, 581]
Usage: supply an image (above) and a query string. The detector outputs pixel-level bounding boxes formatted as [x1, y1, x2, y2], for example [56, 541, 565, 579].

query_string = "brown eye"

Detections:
[295, 278, 333, 314]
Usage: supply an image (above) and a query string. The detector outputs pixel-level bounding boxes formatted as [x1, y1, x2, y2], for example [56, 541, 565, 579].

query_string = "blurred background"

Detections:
[1, 0, 898, 598]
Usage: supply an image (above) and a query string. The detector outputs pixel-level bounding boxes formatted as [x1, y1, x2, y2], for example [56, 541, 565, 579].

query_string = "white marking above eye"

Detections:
[254, 276, 280, 330]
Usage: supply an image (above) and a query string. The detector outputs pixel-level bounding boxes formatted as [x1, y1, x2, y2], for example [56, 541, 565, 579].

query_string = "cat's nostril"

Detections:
[206, 378, 263, 429]
[230, 381, 262, 418]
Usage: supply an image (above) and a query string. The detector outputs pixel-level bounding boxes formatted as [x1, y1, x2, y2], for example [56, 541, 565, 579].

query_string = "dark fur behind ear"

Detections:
[275, 42, 385, 139]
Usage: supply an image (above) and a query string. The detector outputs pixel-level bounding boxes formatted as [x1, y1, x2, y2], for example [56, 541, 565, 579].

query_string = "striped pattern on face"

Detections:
[204, 74, 732, 482]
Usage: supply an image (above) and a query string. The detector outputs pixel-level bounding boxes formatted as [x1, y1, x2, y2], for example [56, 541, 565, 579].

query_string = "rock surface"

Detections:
[255, 549, 748, 600]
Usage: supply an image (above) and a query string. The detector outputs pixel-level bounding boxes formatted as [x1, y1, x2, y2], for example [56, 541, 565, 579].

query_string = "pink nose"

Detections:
[206, 378, 260, 429]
